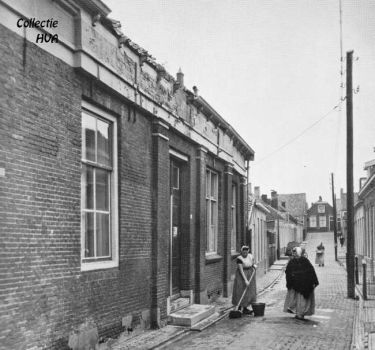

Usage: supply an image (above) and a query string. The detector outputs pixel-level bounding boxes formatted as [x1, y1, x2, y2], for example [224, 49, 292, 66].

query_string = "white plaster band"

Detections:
[152, 133, 169, 141]
[153, 120, 169, 130]
[169, 149, 188, 162]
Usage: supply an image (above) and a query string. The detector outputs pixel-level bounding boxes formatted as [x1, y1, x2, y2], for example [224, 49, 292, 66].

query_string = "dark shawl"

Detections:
[285, 256, 319, 299]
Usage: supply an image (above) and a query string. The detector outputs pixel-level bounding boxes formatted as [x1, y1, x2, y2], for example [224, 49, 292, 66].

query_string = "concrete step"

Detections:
[170, 297, 190, 314]
[168, 304, 216, 327]
[190, 312, 224, 331]
[269, 265, 284, 270]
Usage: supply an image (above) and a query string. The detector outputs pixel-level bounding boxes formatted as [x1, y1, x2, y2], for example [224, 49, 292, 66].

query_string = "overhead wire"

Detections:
[255, 99, 345, 165]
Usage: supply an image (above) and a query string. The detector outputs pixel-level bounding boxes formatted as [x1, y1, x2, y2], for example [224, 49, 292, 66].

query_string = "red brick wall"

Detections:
[0, 22, 248, 348]
[0, 25, 155, 349]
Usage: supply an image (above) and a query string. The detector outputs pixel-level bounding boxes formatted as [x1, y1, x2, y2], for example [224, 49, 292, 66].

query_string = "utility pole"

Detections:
[346, 50, 355, 299]
[331, 173, 338, 261]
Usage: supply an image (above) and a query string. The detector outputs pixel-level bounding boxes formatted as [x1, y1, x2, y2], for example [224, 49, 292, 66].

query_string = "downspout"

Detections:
[246, 160, 250, 249]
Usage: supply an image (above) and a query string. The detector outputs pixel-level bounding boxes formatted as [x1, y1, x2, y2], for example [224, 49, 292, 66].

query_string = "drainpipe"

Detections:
[246, 160, 250, 249]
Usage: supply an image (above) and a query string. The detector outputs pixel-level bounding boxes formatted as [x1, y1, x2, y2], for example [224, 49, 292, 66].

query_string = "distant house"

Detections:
[278, 193, 308, 239]
[247, 187, 271, 273]
[259, 190, 304, 257]
[307, 197, 334, 232]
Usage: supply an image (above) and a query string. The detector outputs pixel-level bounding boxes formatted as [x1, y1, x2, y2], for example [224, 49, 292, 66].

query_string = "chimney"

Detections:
[193, 86, 199, 98]
[254, 186, 260, 200]
[176, 68, 184, 88]
[271, 190, 278, 209]
[319, 196, 322, 201]
[261, 194, 268, 204]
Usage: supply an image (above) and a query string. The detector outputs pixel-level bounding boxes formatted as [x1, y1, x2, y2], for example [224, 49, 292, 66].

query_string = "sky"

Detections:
[104, 0, 375, 206]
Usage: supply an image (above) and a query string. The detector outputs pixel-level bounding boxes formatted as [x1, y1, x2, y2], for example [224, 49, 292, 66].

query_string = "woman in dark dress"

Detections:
[232, 246, 257, 315]
[284, 246, 319, 320]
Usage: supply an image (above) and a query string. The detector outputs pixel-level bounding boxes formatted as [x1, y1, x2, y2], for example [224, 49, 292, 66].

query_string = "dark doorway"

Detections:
[170, 160, 182, 296]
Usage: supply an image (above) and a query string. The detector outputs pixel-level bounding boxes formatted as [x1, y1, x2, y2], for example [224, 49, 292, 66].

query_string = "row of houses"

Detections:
[247, 189, 305, 273]
[0, 1, 336, 349]
[353, 159, 375, 269]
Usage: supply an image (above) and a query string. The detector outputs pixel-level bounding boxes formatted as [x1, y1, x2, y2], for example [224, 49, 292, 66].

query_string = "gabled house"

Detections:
[307, 197, 334, 233]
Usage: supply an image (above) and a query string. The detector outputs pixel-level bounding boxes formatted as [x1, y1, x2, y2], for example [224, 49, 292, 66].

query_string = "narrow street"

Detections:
[158, 232, 357, 350]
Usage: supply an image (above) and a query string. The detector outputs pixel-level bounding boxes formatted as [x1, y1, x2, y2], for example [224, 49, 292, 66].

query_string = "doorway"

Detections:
[170, 159, 182, 296]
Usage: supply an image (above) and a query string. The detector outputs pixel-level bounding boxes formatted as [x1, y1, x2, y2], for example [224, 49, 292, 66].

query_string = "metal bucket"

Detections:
[251, 303, 265, 317]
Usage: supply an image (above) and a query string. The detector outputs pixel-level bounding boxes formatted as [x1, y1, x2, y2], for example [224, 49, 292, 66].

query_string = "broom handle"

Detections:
[236, 268, 256, 308]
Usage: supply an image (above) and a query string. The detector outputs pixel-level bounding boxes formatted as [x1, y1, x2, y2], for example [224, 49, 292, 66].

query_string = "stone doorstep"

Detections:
[169, 297, 190, 314]
[269, 265, 284, 270]
[168, 304, 216, 327]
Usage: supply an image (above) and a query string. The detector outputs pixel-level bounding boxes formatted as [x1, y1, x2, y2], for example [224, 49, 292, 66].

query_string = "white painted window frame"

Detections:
[81, 101, 119, 271]
[206, 169, 218, 254]
[309, 215, 317, 228]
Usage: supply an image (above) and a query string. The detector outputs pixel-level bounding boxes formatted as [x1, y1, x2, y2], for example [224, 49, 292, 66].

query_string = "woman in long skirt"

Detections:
[232, 246, 257, 315]
[315, 242, 325, 267]
[284, 246, 319, 320]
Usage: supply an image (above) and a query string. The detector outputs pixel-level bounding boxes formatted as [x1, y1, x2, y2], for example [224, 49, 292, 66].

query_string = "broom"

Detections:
[228, 269, 255, 319]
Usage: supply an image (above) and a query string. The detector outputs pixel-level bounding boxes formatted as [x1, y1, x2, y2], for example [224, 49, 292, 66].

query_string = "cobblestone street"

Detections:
[158, 232, 358, 349]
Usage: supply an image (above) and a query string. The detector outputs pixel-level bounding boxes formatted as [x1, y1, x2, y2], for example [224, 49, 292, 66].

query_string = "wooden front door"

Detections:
[170, 160, 182, 296]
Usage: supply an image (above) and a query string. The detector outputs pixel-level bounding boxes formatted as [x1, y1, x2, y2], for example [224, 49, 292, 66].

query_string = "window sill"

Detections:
[205, 253, 223, 264]
[81, 259, 118, 271]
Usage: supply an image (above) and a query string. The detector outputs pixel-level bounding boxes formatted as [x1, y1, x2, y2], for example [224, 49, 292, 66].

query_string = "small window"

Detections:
[319, 215, 326, 228]
[309, 216, 317, 228]
[171, 164, 179, 189]
[206, 169, 218, 254]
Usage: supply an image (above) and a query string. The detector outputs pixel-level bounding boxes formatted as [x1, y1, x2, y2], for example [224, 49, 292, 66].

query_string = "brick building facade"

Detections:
[0, 0, 254, 349]
[307, 197, 334, 233]
[355, 159, 375, 261]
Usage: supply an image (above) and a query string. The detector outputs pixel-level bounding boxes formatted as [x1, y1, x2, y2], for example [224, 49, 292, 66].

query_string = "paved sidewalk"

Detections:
[337, 244, 375, 350]
[109, 260, 287, 350]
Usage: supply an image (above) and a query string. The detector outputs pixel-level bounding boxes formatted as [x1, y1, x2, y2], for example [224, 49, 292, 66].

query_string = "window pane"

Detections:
[206, 200, 210, 251]
[206, 171, 210, 197]
[211, 173, 216, 198]
[96, 168, 109, 211]
[82, 113, 96, 161]
[83, 165, 94, 209]
[172, 165, 179, 189]
[97, 119, 111, 166]
[96, 213, 110, 257]
[85, 212, 95, 257]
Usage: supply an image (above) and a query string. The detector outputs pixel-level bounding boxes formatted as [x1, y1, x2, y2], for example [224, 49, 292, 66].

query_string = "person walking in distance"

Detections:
[315, 242, 325, 267]
[284, 247, 319, 320]
[231, 246, 257, 315]
[340, 235, 345, 247]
